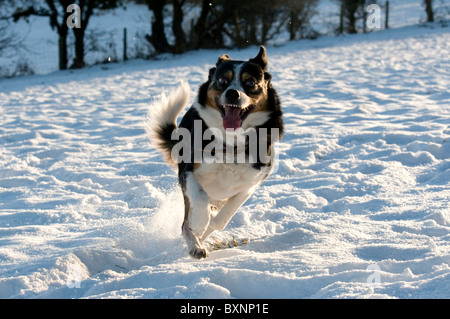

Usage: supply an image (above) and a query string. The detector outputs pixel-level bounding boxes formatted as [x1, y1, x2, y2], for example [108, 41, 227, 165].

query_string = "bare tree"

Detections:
[171, 0, 187, 53]
[146, 0, 171, 53]
[146, 0, 319, 53]
[214, 0, 288, 47]
[424, 0, 434, 22]
[285, 0, 319, 40]
[146, 0, 225, 53]
[191, 0, 225, 49]
[336, 0, 367, 34]
[13, 0, 121, 70]
[70, 0, 121, 69]
[13, 0, 73, 70]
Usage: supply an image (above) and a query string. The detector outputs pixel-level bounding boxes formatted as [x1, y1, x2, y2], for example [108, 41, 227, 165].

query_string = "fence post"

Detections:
[385, 1, 390, 29]
[123, 28, 128, 61]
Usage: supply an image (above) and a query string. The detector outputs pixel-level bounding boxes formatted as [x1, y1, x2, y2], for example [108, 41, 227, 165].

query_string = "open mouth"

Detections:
[216, 100, 255, 131]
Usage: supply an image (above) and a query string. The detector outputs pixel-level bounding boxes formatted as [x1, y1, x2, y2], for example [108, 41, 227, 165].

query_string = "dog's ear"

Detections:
[208, 67, 216, 81]
[249, 46, 268, 71]
[216, 54, 231, 66]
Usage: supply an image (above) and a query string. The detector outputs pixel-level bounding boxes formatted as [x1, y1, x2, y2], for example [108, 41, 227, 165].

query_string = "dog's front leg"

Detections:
[181, 172, 211, 259]
[200, 191, 253, 243]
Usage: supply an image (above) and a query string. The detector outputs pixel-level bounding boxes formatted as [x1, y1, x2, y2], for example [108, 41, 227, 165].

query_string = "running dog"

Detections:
[147, 46, 283, 258]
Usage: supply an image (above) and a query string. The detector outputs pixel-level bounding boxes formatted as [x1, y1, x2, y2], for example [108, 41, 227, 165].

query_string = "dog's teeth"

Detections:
[224, 104, 252, 110]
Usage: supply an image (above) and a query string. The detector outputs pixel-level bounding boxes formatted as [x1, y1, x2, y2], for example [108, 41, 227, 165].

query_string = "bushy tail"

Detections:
[146, 81, 190, 166]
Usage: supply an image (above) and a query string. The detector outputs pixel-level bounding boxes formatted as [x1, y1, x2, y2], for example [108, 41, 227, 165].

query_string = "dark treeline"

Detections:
[145, 0, 320, 54]
[1, 0, 438, 72]
[138, 0, 438, 54]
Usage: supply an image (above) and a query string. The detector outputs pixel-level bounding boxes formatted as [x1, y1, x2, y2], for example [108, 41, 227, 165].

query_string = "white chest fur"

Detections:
[194, 162, 271, 200]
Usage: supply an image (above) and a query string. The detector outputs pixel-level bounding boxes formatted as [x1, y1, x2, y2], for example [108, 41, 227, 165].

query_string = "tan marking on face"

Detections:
[206, 83, 221, 112]
[242, 75, 269, 113]
[250, 94, 269, 113]
[241, 72, 256, 83]
[222, 70, 233, 80]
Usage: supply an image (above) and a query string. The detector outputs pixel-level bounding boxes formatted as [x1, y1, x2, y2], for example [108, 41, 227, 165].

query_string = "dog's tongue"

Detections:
[223, 106, 242, 130]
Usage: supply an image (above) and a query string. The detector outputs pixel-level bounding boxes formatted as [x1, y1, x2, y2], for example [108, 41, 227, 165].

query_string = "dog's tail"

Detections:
[146, 81, 190, 166]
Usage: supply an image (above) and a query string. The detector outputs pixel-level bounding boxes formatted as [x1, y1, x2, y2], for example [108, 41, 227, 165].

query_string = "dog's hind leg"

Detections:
[181, 172, 211, 259]
[200, 191, 252, 243]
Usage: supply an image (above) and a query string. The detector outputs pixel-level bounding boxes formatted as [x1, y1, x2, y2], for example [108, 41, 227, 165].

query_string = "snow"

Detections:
[0, 2, 450, 299]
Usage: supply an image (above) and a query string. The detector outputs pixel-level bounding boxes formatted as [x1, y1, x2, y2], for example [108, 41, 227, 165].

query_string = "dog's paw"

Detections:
[189, 245, 208, 259]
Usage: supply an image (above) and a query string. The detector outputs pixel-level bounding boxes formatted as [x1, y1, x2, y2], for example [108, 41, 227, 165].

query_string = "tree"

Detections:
[192, 0, 225, 49]
[212, 0, 287, 48]
[336, 0, 366, 34]
[285, 0, 319, 40]
[171, 0, 187, 53]
[13, 0, 120, 70]
[424, 0, 434, 22]
[70, 0, 121, 69]
[146, 0, 190, 54]
[146, 0, 171, 53]
[147, 0, 319, 54]
[147, 0, 223, 53]
[13, 0, 73, 70]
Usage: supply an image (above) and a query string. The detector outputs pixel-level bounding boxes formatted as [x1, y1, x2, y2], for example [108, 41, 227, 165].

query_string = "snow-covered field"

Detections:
[1, 5, 450, 299]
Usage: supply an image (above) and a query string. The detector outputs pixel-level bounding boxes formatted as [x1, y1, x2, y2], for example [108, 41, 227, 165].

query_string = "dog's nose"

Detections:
[225, 89, 240, 104]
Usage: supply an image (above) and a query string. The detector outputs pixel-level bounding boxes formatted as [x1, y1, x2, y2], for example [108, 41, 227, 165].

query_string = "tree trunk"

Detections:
[348, 14, 357, 33]
[58, 33, 68, 70]
[347, 6, 358, 33]
[339, 2, 344, 34]
[72, 28, 85, 69]
[172, 0, 187, 53]
[343, 0, 360, 34]
[193, 0, 211, 49]
[57, 10, 71, 70]
[147, 0, 171, 53]
[424, 0, 434, 22]
[289, 10, 297, 40]
[71, 0, 96, 69]
[12, 1, 71, 70]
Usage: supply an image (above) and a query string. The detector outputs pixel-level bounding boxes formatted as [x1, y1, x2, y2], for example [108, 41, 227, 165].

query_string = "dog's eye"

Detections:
[244, 78, 256, 88]
[217, 76, 229, 86]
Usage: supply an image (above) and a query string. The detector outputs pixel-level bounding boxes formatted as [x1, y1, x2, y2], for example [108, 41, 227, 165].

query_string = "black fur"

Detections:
[154, 123, 177, 161]
[197, 80, 210, 106]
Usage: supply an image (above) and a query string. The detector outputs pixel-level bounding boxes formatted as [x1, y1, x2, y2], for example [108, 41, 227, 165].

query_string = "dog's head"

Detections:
[201, 46, 275, 132]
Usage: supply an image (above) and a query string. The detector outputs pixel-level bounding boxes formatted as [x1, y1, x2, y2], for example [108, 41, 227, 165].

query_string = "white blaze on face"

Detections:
[219, 63, 251, 131]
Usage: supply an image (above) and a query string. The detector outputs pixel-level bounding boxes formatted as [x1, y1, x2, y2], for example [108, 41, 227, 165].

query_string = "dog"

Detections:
[147, 46, 283, 259]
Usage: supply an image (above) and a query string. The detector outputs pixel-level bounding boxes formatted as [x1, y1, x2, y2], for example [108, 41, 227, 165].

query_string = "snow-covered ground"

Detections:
[0, 3, 449, 299]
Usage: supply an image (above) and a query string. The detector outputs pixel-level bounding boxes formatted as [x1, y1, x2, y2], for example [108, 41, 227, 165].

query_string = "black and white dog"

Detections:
[147, 46, 283, 259]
